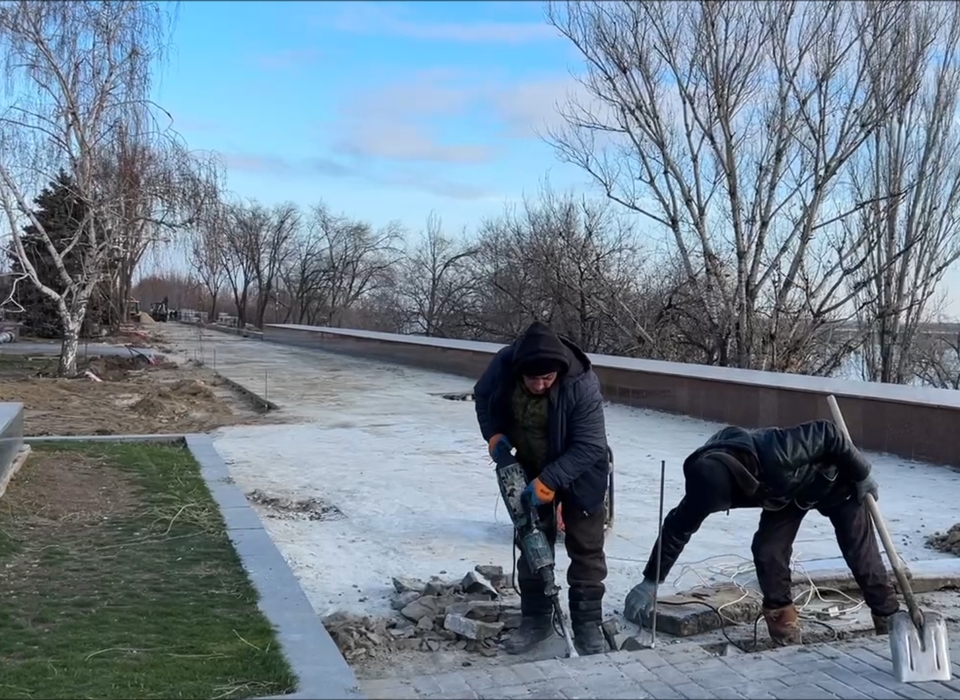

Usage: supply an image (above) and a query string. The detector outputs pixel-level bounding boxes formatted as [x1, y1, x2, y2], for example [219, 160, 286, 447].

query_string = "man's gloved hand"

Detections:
[624, 578, 657, 624]
[488, 433, 512, 464]
[855, 475, 879, 503]
[523, 478, 555, 506]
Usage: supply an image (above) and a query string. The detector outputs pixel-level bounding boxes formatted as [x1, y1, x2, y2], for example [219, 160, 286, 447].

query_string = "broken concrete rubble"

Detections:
[325, 564, 524, 661]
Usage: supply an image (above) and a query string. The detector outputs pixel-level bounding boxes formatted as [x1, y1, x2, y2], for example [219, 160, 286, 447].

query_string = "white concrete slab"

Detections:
[161, 324, 960, 623]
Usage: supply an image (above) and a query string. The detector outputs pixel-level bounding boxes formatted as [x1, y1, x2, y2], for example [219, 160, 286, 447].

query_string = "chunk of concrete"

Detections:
[461, 571, 498, 598]
[600, 617, 620, 650]
[400, 596, 440, 622]
[475, 564, 504, 580]
[424, 576, 456, 596]
[612, 633, 646, 651]
[391, 590, 420, 610]
[443, 613, 504, 641]
[445, 600, 501, 622]
[393, 576, 426, 595]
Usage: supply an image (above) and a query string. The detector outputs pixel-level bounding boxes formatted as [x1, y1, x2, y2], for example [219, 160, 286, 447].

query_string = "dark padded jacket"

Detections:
[642, 420, 872, 582]
[473, 335, 609, 514]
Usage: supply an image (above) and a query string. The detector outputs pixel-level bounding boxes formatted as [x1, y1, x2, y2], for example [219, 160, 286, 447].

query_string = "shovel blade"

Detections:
[890, 610, 953, 683]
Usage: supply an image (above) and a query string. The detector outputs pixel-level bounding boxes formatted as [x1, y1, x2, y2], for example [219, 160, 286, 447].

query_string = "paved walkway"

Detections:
[361, 636, 960, 699]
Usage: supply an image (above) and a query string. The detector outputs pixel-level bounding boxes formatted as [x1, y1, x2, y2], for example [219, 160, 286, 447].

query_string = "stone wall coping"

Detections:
[265, 324, 960, 411]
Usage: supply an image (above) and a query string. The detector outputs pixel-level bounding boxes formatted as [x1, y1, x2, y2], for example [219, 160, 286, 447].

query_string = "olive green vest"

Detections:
[508, 380, 550, 474]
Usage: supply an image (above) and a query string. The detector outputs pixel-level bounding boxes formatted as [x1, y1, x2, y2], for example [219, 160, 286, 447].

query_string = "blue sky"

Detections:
[154, 0, 593, 236]
[153, 0, 960, 317]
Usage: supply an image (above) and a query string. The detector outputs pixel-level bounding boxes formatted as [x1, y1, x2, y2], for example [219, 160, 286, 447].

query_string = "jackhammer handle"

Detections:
[825, 395, 924, 629]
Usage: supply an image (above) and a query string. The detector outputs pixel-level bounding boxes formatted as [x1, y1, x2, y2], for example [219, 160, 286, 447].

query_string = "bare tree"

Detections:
[98, 139, 221, 329]
[309, 204, 404, 326]
[913, 326, 960, 390]
[545, 0, 932, 372]
[220, 200, 270, 327]
[396, 212, 478, 337]
[465, 186, 647, 353]
[0, 0, 176, 375]
[189, 197, 229, 322]
[849, 3, 960, 384]
[249, 202, 299, 328]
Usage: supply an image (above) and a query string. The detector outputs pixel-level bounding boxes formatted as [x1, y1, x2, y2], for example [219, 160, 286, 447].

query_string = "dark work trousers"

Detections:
[515, 499, 608, 614]
[751, 496, 899, 616]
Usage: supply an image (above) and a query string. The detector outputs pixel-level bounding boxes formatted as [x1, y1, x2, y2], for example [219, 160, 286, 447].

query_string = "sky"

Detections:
[153, 0, 960, 318]
[155, 0, 593, 236]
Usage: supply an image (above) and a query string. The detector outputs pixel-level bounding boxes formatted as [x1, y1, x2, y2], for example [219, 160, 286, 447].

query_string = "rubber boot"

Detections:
[501, 584, 554, 655]
[762, 603, 802, 646]
[570, 587, 608, 656]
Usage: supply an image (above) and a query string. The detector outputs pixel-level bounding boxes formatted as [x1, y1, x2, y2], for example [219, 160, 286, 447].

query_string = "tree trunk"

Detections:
[59, 316, 81, 377]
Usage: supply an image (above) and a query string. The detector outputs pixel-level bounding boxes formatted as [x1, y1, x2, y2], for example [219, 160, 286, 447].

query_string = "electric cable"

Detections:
[494, 489, 858, 651]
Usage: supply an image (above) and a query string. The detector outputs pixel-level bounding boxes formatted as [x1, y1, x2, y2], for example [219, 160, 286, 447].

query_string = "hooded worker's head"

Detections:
[682, 450, 743, 513]
[513, 321, 570, 395]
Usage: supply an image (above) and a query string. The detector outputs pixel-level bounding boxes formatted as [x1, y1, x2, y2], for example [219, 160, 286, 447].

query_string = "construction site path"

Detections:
[362, 635, 960, 699]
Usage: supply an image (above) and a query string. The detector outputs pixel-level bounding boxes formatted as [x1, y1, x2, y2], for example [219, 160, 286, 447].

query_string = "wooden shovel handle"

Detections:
[825, 395, 924, 628]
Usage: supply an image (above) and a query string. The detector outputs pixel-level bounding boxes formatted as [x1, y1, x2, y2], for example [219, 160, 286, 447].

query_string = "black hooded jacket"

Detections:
[473, 324, 609, 513]
[642, 420, 873, 582]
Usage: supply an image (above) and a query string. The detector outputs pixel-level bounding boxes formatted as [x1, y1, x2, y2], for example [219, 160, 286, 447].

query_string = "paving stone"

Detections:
[671, 682, 718, 698]
[618, 660, 657, 684]
[776, 684, 841, 699]
[650, 664, 690, 686]
[821, 666, 903, 699]
[721, 657, 790, 681]
[410, 675, 444, 697]
[368, 634, 960, 700]
[461, 668, 499, 692]
[708, 688, 748, 699]
[816, 679, 873, 700]
[633, 681, 685, 699]
[864, 671, 940, 699]
[434, 672, 480, 698]
[530, 658, 574, 680]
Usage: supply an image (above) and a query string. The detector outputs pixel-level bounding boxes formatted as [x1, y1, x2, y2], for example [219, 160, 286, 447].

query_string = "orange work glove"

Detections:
[524, 477, 556, 506]
[488, 433, 512, 462]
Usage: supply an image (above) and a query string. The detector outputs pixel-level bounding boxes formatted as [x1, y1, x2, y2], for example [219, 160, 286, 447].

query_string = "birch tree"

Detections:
[545, 0, 932, 372]
[0, 0, 176, 375]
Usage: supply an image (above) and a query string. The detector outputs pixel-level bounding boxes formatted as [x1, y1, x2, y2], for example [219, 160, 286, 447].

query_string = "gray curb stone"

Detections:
[185, 434, 364, 700]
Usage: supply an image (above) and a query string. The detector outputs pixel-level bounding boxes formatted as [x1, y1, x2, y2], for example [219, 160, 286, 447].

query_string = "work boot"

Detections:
[872, 612, 895, 636]
[762, 603, 802, 646]
[501, 584, 555, 655]
[501, 614, 554, 655]
[570, 586, 609, 656]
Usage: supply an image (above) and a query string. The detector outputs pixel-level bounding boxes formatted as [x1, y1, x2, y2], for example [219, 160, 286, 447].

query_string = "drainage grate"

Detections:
[440, 391, 474, 402]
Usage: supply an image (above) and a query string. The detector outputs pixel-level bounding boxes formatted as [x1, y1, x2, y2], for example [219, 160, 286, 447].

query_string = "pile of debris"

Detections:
[927, 523, 960, 556]
[324, 565, 523, 661]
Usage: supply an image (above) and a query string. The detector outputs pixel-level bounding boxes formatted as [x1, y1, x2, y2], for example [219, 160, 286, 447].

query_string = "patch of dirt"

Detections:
[0, 452, 140, 550]
[927, 523, 960, 556]
[0, 344, 284, 436]
[247, 489, 345, 521]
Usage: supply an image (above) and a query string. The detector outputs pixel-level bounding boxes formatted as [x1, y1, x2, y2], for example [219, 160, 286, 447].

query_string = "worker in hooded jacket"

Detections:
[474, 321, 610, 656]
[623, 421, 901, 645]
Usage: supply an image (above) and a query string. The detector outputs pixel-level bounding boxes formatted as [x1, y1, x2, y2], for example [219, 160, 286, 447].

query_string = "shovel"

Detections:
[826, 395, 952, 683]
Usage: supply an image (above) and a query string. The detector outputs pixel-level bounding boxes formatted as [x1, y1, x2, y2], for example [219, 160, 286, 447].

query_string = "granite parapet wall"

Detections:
[263, 324, 960, 468]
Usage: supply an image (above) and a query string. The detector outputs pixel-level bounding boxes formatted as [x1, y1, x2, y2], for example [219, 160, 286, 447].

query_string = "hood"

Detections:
[511, 322, 591, 380]
[684, 426, 762, 497]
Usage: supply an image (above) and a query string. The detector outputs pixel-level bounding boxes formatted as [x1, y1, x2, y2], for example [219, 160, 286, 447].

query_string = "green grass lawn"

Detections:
[0, 441, 296, 699]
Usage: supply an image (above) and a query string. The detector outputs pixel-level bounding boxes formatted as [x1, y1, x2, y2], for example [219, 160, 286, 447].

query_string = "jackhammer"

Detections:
[493, 444, 579, 658]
